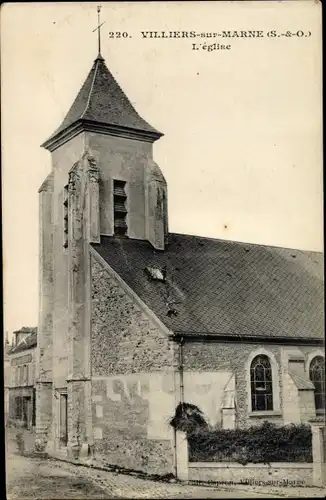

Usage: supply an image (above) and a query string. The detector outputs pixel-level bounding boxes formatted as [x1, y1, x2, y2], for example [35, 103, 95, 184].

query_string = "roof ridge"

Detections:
[80, 58, 100, 120]
[168, 232, 323, 254]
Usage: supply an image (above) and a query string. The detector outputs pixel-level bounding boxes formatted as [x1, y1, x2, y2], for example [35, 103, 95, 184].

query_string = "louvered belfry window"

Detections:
[113, 180, 128, 236]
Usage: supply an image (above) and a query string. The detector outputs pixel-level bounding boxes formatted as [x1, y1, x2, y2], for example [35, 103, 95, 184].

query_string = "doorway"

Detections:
[22, 396, 31, 429]
[59, 393, 68, 447]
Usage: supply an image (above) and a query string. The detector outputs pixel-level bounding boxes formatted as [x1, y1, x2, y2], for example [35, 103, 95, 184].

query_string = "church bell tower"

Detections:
[36, 8, 168, 456]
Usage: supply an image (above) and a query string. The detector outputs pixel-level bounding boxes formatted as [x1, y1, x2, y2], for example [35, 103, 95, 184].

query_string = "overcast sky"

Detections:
[1, 1, 323, 336]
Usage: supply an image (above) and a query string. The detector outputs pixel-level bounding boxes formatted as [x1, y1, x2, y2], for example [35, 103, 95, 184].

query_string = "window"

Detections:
[113, 180, 128, 236]
[250, 355, 273, 411]
[309, 356, 325, 411]
[16, 366, 23, 386]
[15, 397, 22, 419]
[63, 185, 68, 248]
[23, 364, 29, 385]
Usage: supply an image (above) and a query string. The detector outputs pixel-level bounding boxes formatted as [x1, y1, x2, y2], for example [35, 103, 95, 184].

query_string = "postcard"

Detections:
[2, 2, 324, 498]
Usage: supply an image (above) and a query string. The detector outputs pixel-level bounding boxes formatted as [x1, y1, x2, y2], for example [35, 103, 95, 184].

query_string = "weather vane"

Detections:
[93, 5, 105, 56]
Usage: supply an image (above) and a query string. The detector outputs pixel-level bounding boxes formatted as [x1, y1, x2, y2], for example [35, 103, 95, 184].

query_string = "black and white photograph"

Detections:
[2, 1, 324, 498]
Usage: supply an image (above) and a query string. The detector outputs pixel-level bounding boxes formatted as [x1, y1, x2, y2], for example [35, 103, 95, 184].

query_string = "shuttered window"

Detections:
[113, 180, 128, 236]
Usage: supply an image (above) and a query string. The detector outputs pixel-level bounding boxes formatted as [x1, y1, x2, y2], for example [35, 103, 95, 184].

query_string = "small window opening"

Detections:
[113, 180, 128, 236]
[63, 185, 68, 248]
[145, 266, 167, 282]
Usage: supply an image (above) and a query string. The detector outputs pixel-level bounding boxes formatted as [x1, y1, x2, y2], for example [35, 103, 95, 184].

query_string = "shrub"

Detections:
[170, 403, 208, 434]
[188, 421, 312, 464]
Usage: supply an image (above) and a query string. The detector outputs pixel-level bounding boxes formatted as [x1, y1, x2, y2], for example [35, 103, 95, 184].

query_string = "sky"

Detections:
[1, 1, 323, 336]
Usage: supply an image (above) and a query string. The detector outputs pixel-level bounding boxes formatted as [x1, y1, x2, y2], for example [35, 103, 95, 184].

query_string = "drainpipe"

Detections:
[174, 337, 184, 478]
[179, 337, 185, 404]
[173, 336, 185, 478]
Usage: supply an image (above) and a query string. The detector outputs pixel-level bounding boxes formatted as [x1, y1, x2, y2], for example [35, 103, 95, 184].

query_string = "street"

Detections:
[5, 429, 326, 499]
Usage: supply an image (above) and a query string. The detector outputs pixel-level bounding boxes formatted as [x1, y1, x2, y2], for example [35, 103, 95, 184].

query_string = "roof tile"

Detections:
[43, 56, 161, 146]
[8, 330, 37, 354]
[92, 234, 324, 339]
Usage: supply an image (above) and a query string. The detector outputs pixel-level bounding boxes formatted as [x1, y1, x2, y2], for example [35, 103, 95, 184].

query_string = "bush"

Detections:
[170, 402, 208, 434]
[188, 421, 312, 464]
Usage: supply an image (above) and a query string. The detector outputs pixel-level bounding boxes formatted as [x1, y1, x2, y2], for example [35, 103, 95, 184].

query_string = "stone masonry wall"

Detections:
[88, 133, 152, 240]
[181, 342, 283, 427]
[91, 255, 175, 474]
[92, 375, 175, 474]
[52, 133, 87, 389]
[181, 342, 322, 428]
[91, 257, 173, 375]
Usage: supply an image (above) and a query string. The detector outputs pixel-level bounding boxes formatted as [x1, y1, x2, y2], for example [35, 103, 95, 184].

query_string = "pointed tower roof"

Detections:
[42, 55, 163, 151]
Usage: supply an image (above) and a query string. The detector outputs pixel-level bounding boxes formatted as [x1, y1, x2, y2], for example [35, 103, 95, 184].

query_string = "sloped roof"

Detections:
[289, 371, 315, 390]
[92, 234, 324, 340]
[42, 56, 161, 147]
[8, 329, 37, 354]
[13, 326, 37, 335]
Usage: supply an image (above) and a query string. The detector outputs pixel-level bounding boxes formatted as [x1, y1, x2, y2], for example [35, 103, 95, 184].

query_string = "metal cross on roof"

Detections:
[93, 5, 105, 56]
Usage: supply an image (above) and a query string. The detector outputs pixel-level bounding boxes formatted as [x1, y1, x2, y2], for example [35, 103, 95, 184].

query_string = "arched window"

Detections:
[250, 355, 273, 411]
[309, 356, 325, 411]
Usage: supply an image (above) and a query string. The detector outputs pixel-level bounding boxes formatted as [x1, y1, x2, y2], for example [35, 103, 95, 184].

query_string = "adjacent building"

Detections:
[36, 44, 324, 475]
[7, 327, 37, 430]
[4, 332, 10, 426]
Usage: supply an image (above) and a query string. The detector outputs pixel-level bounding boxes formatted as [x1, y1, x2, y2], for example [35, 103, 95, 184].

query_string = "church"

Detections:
[35, 42, 324, 475]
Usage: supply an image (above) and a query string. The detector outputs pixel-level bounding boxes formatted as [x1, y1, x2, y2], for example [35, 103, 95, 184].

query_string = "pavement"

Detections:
[5, 427, 326, 499]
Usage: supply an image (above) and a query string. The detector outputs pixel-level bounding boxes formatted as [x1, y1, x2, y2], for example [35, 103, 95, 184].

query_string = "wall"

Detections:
[8, 387, 35, 428]
[92, 373, 175, 474]
[91, 256, 173, 375]
[36, 171, 54, 447]
[91, 255, 176, 473]
[299, 390, 317, 422]
[36, 133, 87, 452]
[88, 133, 152, 239]
[51, 132, 86, 388]
[281, 347, 319, 424]
[4, 348, 10, 424]
[181, 342, 322, 427]
[10, 348, 36, 388]
[88, 133, 167, 250]
[189, 462, 313, 486]
[181, 342, 283, 427]
[183, 371, 233, 428]
[282, 372, 300, 423]
[8, 348, 37, 430]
